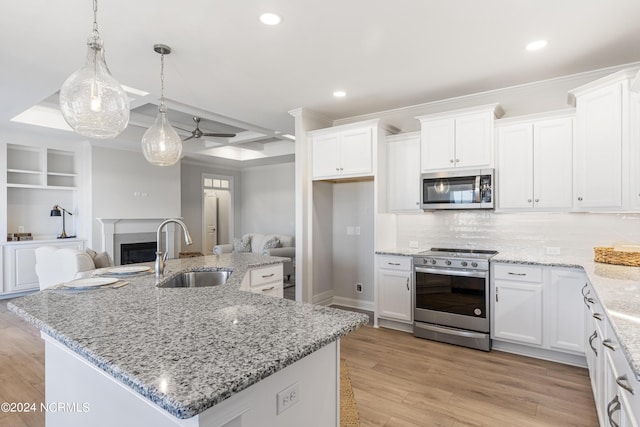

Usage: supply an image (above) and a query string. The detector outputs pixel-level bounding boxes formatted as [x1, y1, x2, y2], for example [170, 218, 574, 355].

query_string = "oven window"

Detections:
[423, 176, 476, 204]
[415, 271, 486, 318]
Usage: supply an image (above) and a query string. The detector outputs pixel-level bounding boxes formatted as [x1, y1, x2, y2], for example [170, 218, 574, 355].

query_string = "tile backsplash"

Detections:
[395, 211, 640, 258]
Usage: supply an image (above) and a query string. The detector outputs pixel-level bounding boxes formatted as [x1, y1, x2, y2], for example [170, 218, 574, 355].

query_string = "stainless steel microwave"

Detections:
[421, 169, 494, 210]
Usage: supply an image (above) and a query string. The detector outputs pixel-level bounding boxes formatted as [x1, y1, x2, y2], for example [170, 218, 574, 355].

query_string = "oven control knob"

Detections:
[445, 260, 452, 266]
[461, 261, 468, 267]
[430, 259, 437, 265]
[471, 262, 478, 268]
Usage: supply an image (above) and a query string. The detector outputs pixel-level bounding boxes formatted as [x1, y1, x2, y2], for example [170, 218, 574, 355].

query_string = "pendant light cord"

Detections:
[92, 0, 100, 38]
[159, 52, 166, 110]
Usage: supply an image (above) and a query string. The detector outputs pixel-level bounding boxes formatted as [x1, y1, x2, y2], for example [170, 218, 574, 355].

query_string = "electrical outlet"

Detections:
[277, 383, 299, 414]
[356, 283, 363, 293]
[546, 247, 561, 255]
[347, 226, 354, 236]
[409, 241, 419, 249]
[354, 226, 360, 235]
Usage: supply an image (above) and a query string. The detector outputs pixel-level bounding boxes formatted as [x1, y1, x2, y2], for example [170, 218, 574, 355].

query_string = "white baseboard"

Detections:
[331, 296, 375, 312]
[492, 340, 587, 368]
[377, 318, 414, 333]
[312, 290, 335, 306]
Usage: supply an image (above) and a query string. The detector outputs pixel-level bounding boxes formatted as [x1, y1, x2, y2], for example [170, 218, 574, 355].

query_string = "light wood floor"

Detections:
[0, 299, 598, 427]
[0, 299, 45, 427]
[341, 325, 599, 427]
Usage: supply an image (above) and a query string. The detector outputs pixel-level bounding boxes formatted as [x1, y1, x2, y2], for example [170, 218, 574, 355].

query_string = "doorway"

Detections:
[202, 174, 234, 255]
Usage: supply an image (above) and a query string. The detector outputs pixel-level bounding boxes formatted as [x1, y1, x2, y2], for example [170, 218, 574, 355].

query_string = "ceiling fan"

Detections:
[175, 116, 236, 141]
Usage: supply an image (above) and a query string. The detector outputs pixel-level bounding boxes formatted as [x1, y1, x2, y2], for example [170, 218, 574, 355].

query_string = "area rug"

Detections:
[340, 358, 361, 426]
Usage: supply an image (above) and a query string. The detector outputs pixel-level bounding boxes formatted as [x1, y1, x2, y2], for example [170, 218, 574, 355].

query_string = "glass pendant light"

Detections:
[141, 44, 182, 166]
[59, 0, 129, 139]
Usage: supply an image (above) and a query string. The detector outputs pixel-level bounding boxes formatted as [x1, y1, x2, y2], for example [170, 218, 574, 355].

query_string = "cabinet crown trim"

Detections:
[306, 119, 381, 137]
[415, 103, 504, 122]
[567, 67, 639, 105]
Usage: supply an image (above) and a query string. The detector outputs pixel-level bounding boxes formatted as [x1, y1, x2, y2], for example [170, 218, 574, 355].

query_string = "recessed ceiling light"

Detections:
[260, 13, 282, 26]
[526, 40, 548, 51]
[333, 91, 346, 98]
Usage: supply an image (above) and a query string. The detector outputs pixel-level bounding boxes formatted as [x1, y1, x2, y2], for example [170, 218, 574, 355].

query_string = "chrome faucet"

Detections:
[155, 219, 193, 278]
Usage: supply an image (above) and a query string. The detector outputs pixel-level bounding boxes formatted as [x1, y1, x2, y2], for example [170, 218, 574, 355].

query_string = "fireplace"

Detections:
[121, 241, 156, 265]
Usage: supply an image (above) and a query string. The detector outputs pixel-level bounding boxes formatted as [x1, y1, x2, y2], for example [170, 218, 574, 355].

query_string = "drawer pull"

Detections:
[616, 375, 635, 395]
[586, 297, 595, 305]
[593, 313, 604, 321]
[388, 262, 401, 266]
[607, 395, 621, 427]
[261, 286, 275, 292]
[588, 331, 598, 356]
[507, 272, 526, 276]
[261, 273, 275, 278]
[406, 278, 410, 291]
[603, 339, 616, 351]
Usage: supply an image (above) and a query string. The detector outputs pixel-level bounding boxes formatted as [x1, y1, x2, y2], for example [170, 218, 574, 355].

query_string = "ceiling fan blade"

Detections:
[201, 132, 236, 138]
[182, 135, 195, 142]
[173, 126, 193, 133]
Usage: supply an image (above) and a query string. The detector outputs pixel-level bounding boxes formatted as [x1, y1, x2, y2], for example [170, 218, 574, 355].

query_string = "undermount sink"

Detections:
[157, 270, 231, 288]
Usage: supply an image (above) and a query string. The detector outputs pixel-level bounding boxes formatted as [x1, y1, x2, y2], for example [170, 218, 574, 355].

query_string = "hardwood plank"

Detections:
[341, 326, 599, 427]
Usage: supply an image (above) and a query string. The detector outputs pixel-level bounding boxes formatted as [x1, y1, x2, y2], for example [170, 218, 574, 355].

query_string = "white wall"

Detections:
[240, 162, 295, 236]
[332, 181, 375, 304]
[91, 146, 181, 249]
[395, 211, 640, 259]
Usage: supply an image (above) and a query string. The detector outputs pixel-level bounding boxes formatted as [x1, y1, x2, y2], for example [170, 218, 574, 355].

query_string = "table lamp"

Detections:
[50, 205, 75, 239]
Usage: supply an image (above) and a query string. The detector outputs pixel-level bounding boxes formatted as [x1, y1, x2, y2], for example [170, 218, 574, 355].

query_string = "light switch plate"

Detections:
[546, 247, 561, 255]
[409, 241, 419, 249]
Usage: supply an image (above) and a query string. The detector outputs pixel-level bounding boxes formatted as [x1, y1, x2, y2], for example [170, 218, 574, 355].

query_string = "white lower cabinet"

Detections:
[376, 255, 412, 324]
[241, 264, 284, 298]
[491, 263, 586, 358]
[492, 264, 543, 345]
[1, 240, 85, 295]
[547, 269, 586, 353]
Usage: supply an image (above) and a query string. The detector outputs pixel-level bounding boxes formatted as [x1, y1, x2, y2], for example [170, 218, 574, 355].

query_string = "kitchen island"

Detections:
[8, 253, 369, 427]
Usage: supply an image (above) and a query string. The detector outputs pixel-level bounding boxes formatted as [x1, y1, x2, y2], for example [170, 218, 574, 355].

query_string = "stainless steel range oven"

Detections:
[413, 248, 497, 351]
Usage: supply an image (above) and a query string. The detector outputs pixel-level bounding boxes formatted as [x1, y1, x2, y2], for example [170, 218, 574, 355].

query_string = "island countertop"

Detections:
[8, 253, 369, 419]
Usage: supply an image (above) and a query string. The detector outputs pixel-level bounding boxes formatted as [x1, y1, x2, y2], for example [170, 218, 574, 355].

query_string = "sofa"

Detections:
[34, 246, 114, 290]
[213, 233, 295, 280]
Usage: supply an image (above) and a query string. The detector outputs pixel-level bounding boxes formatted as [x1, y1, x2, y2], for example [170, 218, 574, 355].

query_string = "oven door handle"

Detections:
[415, 266, 487, 279]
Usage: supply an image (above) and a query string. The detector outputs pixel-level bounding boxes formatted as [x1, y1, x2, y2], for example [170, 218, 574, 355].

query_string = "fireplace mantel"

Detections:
[97, 218, 184, 265]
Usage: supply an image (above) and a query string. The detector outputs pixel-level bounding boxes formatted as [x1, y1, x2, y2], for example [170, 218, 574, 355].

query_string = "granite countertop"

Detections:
[377, 248, 640, 381]
[8, 253, 369, 419]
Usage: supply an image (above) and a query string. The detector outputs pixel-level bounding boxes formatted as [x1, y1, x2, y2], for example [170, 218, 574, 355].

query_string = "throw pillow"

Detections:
[233, 235, 252, 253]
[262, 237, 281, 250]
[85, 248, 114, 268]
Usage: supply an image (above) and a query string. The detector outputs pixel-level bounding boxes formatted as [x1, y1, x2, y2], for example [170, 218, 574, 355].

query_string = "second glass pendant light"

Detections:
[142, 44, 182, 166]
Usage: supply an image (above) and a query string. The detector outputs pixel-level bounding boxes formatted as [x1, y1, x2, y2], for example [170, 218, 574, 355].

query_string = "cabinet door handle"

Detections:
[527, 199, 532, 203]
[607, 395, 621, 427]
[588, 331, 598, 356]
[603, 339, 616, 351]
[507, 272, 526, 276]
[455, 159, 460, 163]
[581, 283, 589, 297]
[406, 278, 410, 291]
[449, 159, 454, 164]
[261, 273, 275, 278]
[586, 297, 595, 305]
[534, 199, 539, 203]
[616, 375, 635, 395]
[495, 287, 499, 303]
[261, 286, 275, 292]
[593, 313, 604, 321]
[578, 197, 583, 201]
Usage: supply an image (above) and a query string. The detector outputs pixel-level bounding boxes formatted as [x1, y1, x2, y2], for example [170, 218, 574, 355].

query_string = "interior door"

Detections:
[204, 191, 218, 254]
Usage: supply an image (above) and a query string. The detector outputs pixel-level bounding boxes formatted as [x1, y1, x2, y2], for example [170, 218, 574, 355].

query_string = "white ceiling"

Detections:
[2, 0, 640, 164]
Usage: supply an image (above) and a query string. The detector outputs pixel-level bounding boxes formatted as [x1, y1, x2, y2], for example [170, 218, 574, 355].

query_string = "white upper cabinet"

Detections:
[497, 115, 573, 210]
[310, 121, 377, 180]
[417, 104, 502, 172]
[569, 69, 639, 211]
[386, 132, 421, 212]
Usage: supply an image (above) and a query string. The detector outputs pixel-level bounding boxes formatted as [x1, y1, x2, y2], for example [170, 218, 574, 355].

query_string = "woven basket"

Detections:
[594, 247, 640, 267]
